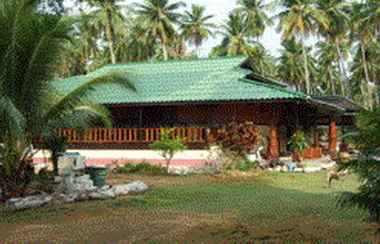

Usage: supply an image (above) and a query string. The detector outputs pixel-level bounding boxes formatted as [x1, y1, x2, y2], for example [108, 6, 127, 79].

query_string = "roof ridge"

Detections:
[103, 55, 247, 67]
[240, 78, 307, 99]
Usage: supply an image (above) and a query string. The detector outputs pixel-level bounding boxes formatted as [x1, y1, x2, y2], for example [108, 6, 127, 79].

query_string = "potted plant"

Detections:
[288, 131, 309, 163]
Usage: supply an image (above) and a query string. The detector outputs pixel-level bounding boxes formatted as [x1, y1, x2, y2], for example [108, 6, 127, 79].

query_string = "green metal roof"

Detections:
[54, 56, 307, 105]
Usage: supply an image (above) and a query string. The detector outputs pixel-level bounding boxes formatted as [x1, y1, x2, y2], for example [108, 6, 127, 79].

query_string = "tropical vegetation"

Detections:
[0, 0, 133, 199]
[49, 0, 379, 109]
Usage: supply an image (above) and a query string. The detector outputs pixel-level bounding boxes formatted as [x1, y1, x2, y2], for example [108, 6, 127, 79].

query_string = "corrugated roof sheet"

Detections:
[54, 56, 306, 105]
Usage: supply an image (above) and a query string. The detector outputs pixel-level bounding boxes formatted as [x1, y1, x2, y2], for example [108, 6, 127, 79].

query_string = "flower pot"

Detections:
[292, 151, 303, 163]
[87, 166, 109, 188]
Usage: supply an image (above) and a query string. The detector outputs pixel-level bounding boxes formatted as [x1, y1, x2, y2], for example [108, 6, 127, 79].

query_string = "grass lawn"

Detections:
[0, 172, 379, 242]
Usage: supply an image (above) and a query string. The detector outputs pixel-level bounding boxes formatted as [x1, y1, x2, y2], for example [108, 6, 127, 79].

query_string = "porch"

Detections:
[54, 122, 338, 160]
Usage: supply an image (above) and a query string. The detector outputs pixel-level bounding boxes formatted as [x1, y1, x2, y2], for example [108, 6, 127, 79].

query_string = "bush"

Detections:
[116, 162, 168, 175]
[338, 107, 380, 222]
[150, 129, 186, 172]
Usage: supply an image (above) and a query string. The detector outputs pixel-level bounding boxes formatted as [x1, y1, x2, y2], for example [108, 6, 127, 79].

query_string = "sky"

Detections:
[63, 0, 283, 57]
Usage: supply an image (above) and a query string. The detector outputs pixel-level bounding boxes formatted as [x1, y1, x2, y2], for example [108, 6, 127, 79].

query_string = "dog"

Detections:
[327, 167, 349, 187]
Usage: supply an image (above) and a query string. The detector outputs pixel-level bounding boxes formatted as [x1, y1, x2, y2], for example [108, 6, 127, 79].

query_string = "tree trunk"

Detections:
[328, 66, 336, 95]
[105, 6, 116, 64]
[301, 40, 311, 94]
[360, 40, 371, 84]
[162, 43, 168, 61]
[335, 40, 349, 96]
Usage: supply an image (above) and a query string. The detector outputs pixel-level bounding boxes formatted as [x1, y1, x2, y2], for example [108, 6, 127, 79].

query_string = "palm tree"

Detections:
[236, 0, 272, 41]
[316, 42, 341, 95]
[315, 0, 350, 96]
[180, 4, 215, 57]
[213, 11, 250, 56]
[133, 0, 185, 61]
[247, 44, 277, 77]
[0, 0, 134, 198]
[277, 0, 329, 94]
[278, 40, 316, 93]
[84, 0, 125, 64]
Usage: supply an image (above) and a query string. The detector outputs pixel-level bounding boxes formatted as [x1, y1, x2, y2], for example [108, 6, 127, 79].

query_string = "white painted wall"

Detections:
[34, 149, 213, 160]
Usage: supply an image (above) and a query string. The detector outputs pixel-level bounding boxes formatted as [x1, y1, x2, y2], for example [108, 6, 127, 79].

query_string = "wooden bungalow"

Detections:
[51, 57, 360, 162]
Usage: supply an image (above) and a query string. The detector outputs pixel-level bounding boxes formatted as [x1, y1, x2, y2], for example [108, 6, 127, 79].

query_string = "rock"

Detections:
[33, 163, 48, 174]
[274, 166, 282, 172]
[304, 167, 322, 173]
[168, 166, 194, 175]
[54, 176, 63, 183]
[321, 162, 336, 170]
[89, 189, 116, 200]
[294, 168, 304, 173]
[63, 174, 96, 194]
[112, 181, 148, 196]
[6, 194, 52, 211]
[258, 160, 270, 169]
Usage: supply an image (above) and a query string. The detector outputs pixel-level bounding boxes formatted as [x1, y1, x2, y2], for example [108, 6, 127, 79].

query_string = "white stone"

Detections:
[294, 168, 304, 173]
[33, 163, 48, 174]
[7, 195, 53, 211]
[111, 181, 148, 196]
[89, 189, 116, 200]
[304, 167, 322, 173]
[168, 166, 194, 175]
[274, 166, 282, 172]
[321, 162, 336, 170]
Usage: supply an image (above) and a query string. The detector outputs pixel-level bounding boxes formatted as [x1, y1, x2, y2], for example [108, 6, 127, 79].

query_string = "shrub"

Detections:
[338, 107, 380, 223]
[288, 131, 308, 163]
[116, 162, 168, 175]
[150, 129, 186, 172]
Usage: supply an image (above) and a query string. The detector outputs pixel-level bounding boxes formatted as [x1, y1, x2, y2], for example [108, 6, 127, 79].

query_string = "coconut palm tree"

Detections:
[316, 41, 342, 95]
[0, 0, 134, 198]
[180, 4, 215, 57]
[278, 40, 317, 93]
[247, 44, 277, 77]
[277, 0, 330, 94]
[84, 0, 126, 64]
[213, 11, 251, 56]
[315, 0, 350, 96]
[236, 0, 273, 41]
[133, 0, 185, 61]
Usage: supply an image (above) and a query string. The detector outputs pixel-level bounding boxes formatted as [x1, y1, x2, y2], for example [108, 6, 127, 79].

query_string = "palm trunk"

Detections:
[162, 43, 168, 61]
[360, 40, 371, 84]
[105, 6, 116, 64]
[328, 66, 336, 95]
[301, 39, 311, 94]
[335, 40, 349, 97]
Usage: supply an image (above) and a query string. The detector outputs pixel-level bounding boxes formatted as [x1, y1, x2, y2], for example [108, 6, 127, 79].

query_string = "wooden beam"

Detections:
[267, 126, 280, 160]
[328, 119, 337, 157]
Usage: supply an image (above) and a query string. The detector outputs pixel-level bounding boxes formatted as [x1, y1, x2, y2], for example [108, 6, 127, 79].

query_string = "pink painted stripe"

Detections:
[33, 157, 214, 168]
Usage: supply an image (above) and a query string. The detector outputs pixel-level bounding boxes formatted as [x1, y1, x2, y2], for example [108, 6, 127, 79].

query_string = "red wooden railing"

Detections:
[56, 128, 207, 145]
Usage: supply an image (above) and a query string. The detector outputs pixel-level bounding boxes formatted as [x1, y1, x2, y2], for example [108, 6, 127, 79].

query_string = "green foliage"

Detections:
[288, 131, 309, 153]
[0, 0, 133, 199]
[116, 162, 168, 175]
[42, 135, 68, 176]
[338, 107, 380, 222]
[150, 129, 186, 171]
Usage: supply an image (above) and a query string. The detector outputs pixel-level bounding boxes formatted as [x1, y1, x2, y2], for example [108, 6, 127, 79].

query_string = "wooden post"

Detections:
[267, 126, 280, 160]
[328, 119, 337, 156]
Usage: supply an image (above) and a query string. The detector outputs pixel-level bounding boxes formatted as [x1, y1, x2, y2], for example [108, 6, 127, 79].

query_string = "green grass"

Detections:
[0, 172, 378, 242]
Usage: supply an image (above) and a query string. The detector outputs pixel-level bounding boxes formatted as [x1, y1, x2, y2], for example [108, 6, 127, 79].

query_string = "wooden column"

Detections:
[267, 126, 280, 160]
[328, 119, 337, 156]
[267, 106, 280, 160]
[313, 127, 320, 147]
